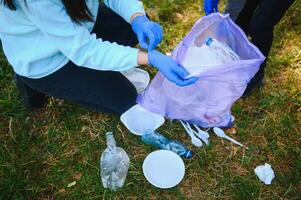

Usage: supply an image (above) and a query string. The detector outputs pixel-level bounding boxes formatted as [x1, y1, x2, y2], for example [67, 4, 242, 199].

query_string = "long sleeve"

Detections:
[104, 0, 146, 23]
[21, 0, 139, 72]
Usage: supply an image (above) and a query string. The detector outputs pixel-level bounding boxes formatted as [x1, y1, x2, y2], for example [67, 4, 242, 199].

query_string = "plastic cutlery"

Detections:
[213, 127, 248, 149]
[180, 121, 203, 147]
[186, 123, 204, 147]
[193, 125, 209, 139]
[192, 125, 209, 145]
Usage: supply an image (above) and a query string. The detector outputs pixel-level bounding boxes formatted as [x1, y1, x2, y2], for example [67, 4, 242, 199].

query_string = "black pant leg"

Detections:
[92, 3, 138, 47]
[14, 74, 47, 110]
[235, 0, 261, 34]
[243, 0, 295, 96]
[21, 62, 137, 115]
[249, 0, 295, 57]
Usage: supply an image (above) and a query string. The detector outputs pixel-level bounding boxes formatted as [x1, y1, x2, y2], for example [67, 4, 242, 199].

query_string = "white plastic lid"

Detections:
[120, 104, 165, 136]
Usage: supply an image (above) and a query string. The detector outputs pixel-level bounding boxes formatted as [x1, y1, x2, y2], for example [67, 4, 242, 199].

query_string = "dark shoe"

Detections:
[14, 74, 47, 110]
[242, 78, 264, 98]
[242, 62, 266, 98]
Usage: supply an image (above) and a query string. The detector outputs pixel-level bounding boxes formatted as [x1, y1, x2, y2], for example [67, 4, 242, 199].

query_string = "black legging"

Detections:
[235, 0, 295, 93]
[16, 3, 139, 115]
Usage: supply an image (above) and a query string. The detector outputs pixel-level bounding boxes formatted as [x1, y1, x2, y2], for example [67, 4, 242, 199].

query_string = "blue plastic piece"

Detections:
[141, 130, 193, 158]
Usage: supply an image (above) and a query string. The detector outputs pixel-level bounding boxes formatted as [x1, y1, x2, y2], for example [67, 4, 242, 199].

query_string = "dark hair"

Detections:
[1, 0, 94, 24]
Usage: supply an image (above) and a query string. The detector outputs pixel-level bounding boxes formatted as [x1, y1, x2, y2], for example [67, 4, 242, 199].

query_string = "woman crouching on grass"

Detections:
[0, 0, 198, 115]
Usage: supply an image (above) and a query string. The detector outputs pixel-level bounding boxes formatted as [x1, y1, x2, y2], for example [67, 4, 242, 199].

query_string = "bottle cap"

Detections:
[205, 37, 213, 46]
[106, 132, 113, 137]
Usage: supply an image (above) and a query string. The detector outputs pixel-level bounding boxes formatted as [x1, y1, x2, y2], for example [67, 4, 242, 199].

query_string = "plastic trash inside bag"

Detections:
[137, 13, 265, 128]
[182, 37, 240, 78]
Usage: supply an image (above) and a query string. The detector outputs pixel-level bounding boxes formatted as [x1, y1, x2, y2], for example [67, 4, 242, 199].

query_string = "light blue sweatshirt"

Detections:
[0, 0, 145, 79]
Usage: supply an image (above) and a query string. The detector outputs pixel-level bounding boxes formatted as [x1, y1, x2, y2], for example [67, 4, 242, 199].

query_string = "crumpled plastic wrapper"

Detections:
[254, 163, 275, 185]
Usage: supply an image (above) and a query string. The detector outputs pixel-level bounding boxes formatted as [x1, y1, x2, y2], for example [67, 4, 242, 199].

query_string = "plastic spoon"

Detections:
[192, 125, 210, 145]
[186, 123, 204, 147]
[213, 127, 248, 149]
[193, 125, 209, 139]
[192, 130, 209, 145]
[180, 121, 203, 147]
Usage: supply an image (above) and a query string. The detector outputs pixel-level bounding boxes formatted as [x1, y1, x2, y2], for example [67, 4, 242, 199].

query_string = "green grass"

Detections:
[1, 0, 301, 199]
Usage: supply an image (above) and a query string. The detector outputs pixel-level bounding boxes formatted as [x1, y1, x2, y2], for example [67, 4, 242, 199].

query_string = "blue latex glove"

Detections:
[148, 50, 198, 86]
[204, 0, 219, 15]
[132, 15, 163, 51]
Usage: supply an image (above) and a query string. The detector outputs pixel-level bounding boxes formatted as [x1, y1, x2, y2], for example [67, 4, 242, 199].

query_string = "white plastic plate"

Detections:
[143, 150, 185, 189]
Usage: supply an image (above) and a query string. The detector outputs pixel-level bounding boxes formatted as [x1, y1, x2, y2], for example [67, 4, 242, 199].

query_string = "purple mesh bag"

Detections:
[137, 13, 265, 128]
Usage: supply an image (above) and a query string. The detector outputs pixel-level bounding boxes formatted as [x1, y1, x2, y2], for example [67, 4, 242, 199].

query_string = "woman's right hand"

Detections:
[146, 50, 198, 86]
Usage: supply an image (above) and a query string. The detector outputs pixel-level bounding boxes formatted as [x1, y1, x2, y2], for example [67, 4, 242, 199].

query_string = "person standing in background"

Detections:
[204, 0, 296, 96]
[204, 0, 246, 21]
[224, 0, 246, 21]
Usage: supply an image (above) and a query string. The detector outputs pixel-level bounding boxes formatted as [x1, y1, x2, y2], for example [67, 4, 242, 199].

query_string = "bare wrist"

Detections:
[138, 50, 148, 65]
[130, 12, 145, 24]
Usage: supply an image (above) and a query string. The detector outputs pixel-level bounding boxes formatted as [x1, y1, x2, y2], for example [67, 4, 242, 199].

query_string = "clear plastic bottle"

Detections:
[205, 37, 240, 61]
[100, 132, 130, 191]
[141, 130, 193, 158]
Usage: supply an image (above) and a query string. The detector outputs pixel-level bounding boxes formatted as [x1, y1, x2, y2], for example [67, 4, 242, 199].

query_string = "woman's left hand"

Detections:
[132, 15, 163, 51]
